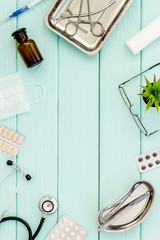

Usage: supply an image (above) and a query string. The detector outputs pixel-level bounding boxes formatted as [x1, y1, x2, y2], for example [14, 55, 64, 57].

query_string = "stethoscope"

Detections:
[0, 160, 58, 240]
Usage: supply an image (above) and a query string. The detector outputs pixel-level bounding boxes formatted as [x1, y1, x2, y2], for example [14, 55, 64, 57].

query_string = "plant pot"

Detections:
[141, 83, 157, 109]
[142, 96, 155, 109]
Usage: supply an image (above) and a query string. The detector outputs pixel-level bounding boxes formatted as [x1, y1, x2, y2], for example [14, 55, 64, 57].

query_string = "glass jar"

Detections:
[12, 28, 43, 68]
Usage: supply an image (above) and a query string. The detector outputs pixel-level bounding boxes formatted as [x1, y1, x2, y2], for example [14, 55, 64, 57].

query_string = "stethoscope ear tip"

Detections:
[7, 160, 13, 166]
[25, 174, 32, 181]
[6, 160, 32, 181]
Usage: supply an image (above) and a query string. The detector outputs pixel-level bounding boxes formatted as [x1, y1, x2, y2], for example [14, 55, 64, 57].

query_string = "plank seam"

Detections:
[140, 0, 143, 240]
[57, 35, 60, 224]
[98, 50, 101, 240]
[16, 0, 18, 239]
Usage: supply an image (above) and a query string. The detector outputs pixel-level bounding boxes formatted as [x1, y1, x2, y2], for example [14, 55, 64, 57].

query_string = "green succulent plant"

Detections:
[139, 75, 160, 113]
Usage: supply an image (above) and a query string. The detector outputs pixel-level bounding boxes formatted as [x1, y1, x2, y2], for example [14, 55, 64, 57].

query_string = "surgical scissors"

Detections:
[65, 0, 104, 37]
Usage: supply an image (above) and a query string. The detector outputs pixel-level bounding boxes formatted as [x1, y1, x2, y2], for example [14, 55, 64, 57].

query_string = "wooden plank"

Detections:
[15, 0, 58, 239]
[99, 0, 141, 239]
[58, 38, 99, 240]
[140, 1, 160, 240]
[0, 0, 17, 239]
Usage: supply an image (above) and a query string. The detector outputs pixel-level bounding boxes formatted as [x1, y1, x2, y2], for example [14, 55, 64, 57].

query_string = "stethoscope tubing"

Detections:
[1, 216, 46, 240]
[0, 162, 57, 239]
[0, 164, 24, 220]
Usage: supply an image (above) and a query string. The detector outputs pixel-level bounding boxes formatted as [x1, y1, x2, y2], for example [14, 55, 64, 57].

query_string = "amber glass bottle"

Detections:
[12, 28, 43, 68]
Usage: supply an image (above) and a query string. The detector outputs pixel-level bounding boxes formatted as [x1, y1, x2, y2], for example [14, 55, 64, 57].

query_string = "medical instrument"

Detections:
[126, 17, 160, 55]
[1, 195, 58, 240]
[95, 0, 113, 27]
[0, 0, 45, 25]
[44, 0, 134, 55]
[12, 28, 43, 68]
[54, 0, 115, 24]
[99, 192, 149, 232]
[0, 161, 58, 239]
[0, 125, 25, 158]
[46, 215, 87, 240]
[54, 0, 115, 35]
[98, 182, 140, 225]
[0, 160, 31, 220]
[119, 63, 160, 137]
[97, 180, 155, 233]
[65, 0, 104, 38]
[136, 147, 160, 173]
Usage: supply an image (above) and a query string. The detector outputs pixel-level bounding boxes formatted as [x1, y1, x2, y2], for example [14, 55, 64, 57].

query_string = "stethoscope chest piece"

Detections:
[39, 196, 58, 215]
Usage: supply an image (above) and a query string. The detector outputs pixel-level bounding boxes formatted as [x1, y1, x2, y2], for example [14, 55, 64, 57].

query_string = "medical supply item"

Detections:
[0, 161, 31, 221]
[119, 63, 160, 137]
[1, 195, 58, 239]
[97, 180, 155, 232]
[0, 162, 58, 239]
[65, 0, 104, 38]
[136, 148, 160, 173]
[126, 17, 160, 55]
[0, 0, 45, 25]
[0, 73, 29, 120]
[44, 0, 133, 55]
[46, 215, 87, 240]
[0, 125, 25, 158]
[12, 28, 43, 68]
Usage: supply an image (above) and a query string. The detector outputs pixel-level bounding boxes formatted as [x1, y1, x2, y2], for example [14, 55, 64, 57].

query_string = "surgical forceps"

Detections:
[54, 0, 115, 25]
[99, 192, 149, 232]
[98, 182, 140, 225]
[65, 0, 105, 37]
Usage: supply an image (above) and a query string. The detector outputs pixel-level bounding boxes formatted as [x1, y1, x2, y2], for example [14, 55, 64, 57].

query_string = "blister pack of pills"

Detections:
[136, 148, 160, 173]
[0, 125, 25, 158]
[46, 215, 87, 240]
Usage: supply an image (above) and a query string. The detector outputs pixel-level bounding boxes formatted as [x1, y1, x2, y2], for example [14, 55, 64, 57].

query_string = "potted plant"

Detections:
[139, 75, 160, 113]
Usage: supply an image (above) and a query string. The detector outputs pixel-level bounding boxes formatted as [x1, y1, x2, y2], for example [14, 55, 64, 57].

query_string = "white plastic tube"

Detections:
[28, 0, 44, 8]
[126, 16, 160, 55]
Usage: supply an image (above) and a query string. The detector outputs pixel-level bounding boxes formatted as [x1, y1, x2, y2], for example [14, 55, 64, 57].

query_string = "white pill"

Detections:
[80, 230, 84, 235]
[61, 233, 65, 238]
[65, 227, 69, 232]
[55, 229, 59, 234]
[76, 237, 81, 240]
[66, 237, 71, 240]
[50, 234, 55, 240]
[69, 221, 74, 227]
[75, 225, 79, 231]
[63, 217, 68, 223]
[70, 231, 75, 236]
[59, 223, 64, 228]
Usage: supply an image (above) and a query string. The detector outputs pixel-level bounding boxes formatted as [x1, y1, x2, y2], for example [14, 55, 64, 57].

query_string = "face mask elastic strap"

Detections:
[23, 83, 45, 105]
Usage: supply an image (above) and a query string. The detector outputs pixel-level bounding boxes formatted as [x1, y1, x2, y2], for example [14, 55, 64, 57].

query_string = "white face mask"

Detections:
[0, 73, 44, 120]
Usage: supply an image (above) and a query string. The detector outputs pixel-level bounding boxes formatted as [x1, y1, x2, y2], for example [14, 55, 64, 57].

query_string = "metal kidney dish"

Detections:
[97, 180, 155, 232]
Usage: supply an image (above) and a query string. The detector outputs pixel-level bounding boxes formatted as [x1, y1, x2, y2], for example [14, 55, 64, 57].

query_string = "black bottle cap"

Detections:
[7, 160, 13, 166]
[11, 28, 26, 38]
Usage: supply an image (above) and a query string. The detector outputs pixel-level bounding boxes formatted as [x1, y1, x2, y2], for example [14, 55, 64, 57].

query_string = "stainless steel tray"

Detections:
[97, 180, 155, 232]
[44, 0, 133, 55]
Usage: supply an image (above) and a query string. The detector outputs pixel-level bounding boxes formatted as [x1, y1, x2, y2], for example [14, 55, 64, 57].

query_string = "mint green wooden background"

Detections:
[0, 0, 160, 239]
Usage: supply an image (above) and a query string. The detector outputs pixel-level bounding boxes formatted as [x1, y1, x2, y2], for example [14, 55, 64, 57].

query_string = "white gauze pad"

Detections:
[126, 17, 160, 55]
